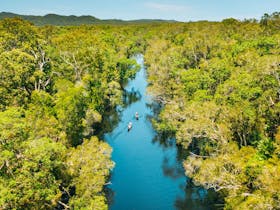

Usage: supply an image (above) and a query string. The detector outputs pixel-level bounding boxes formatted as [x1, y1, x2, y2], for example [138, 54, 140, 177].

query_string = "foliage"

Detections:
[144, 18, 280, 209]
[1, 12, 280, 209]
[67, 137, 114, 209]
[0, 18, 141, 209]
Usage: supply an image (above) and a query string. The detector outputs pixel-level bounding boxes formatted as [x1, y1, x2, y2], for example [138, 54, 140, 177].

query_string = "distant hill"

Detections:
[0, 12, 177, 25]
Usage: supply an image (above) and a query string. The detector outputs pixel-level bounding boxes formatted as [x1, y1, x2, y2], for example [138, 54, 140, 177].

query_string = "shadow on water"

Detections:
[104, 174, 115, 208]
[151, 131, 176, 149]
[148, 102, 223, 210]
[94, 107, 122, 139]
[153, 134, 224, 210]
[161, 155, 185, 180]
[175, 181, 225, 210]
[123, 88, 142, 108]
[152, 131, 224, 210]
[95, 88, 142, 139]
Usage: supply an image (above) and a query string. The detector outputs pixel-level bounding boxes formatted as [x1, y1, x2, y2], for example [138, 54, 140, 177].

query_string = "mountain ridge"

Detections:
[0, 12, 178, 25]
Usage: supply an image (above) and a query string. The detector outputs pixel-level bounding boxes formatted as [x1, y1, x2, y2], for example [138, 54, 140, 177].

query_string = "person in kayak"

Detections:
[135, 112, 139, 120]
[128, 122, 132, 131]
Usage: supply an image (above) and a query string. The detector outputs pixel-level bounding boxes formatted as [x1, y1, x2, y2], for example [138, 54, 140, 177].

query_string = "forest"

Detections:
[0, 18, 141, 209]
[0, 11, 280, 209]
[144, 13, 280, 209]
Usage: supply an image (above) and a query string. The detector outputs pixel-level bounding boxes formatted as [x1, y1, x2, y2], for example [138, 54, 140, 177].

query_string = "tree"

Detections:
[67, 137, 114, 209]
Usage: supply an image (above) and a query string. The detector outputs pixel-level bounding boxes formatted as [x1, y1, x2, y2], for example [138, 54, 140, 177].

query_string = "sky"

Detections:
[1, 0, 280, 21]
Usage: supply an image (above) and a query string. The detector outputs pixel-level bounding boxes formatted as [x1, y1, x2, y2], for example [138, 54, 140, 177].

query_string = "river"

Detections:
[103, 55, 216, 210]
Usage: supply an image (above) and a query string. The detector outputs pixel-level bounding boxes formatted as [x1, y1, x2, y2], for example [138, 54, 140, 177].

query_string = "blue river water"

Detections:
[104, 55, 215, 210]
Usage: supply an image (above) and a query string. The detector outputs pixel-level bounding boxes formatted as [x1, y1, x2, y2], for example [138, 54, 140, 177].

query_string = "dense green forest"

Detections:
[0, 11, 280, 209]
[144, 12, 280, 209]
[0, 18, 141, 209]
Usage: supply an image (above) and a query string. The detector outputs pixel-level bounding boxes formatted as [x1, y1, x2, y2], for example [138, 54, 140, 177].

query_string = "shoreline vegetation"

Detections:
[0, 11, 280, 209]
[0, 18, 141, 209]
[144, 12, 280, 209]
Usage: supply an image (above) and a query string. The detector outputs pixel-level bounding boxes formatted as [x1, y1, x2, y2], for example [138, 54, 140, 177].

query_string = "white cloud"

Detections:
[145, 2, 189, 12]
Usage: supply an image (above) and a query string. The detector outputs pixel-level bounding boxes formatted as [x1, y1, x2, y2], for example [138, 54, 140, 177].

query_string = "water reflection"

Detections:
[152, 132, 176, 148]
[123, 88, 142, 108]
[104, 174, 115, 207]
[162, 156, 185, 179]
[175, 182, 224, 210]
[95, 108, 122, 139]
[149, 115, 221, 210]
[95, 87, 142, 139]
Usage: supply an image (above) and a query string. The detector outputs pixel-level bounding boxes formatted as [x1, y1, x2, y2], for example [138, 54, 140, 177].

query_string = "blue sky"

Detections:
[1, 0, 279, 21]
